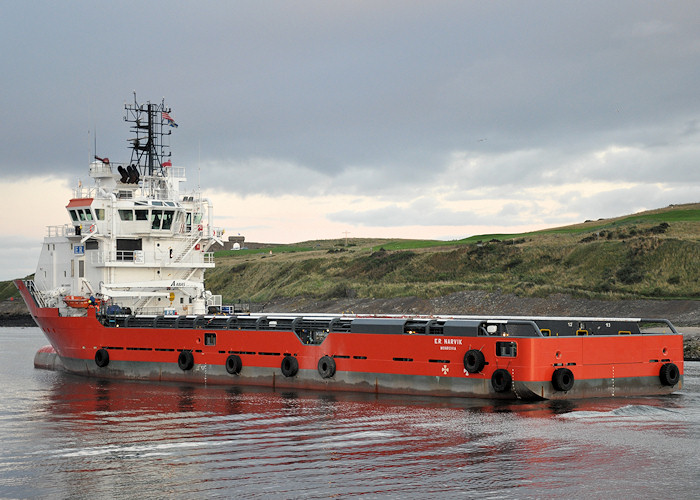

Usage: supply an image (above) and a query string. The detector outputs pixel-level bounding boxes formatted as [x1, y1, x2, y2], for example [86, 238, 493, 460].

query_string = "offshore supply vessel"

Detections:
[16, 96, 684, 400]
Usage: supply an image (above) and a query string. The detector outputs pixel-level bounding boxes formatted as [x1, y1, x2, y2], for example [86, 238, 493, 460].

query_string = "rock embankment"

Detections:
[258, 290, 700, 325]
[0, 299, 35, 327]
[685, 336, 700, 361]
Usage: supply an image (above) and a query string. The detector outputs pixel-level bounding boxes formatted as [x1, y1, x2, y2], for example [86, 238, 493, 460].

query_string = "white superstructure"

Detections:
[33, 96, 223, 316]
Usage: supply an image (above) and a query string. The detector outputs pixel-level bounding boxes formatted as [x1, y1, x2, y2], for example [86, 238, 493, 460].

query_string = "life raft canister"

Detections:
[491, 368, 512, 393]
[659, 363, 680, 386]
[226, 354, 242, 375]
[463, 349, 486, 373]
[318, 356, 336, 379]
[551, 368, 575, 392]
[178, 350, 194, 371]
[281, 355, 299, 377]
[94, 348, 109, 368]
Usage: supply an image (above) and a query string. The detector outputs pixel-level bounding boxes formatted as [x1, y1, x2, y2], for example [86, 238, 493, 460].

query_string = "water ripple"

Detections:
[1, 329, 699, 499]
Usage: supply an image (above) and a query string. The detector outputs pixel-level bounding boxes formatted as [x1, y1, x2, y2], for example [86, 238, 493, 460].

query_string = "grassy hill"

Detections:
[206, 203, 700, 304]
[2, 203, 699, 305]
[0, 279, 24, 302]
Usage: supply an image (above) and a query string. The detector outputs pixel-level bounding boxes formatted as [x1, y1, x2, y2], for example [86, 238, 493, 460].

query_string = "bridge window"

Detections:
[162, 211, 174, 230]
[119, 210, 134, 221]
[151, 210, 162, 229]
[74, 209, 94, 221]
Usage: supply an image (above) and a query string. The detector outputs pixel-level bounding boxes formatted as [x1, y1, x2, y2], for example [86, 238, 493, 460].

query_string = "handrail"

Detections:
[640, 318, 678, 334]
[23, 279, 46, 308]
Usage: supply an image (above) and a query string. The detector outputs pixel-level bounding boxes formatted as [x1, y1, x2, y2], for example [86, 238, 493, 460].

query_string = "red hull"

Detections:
[18, 280, 684, 401]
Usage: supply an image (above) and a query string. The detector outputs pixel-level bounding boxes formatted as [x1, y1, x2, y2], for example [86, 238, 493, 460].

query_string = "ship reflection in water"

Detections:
[4, 358, 695, 498]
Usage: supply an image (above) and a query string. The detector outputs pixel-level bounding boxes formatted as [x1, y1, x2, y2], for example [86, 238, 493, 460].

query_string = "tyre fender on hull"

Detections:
[463, 349, 486, 373]
[491, 369, 512, 393]
[178, 350, 194, 371]
[281, 355, 299, 377]
[95, 348, 109, 368]
[659, 363, 680, 386]
[318, 356, 336, 379]
[551, 368, 575, 392]
[226, 354, 242, 375]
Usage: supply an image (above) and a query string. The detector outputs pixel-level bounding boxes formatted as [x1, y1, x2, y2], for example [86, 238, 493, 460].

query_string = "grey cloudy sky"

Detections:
[1, 1, 699, 280]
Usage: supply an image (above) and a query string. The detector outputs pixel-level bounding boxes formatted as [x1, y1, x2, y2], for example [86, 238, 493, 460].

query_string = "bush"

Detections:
[504, 258, 523, 270]
[321, 282, 354, 299]
[649, 222, 670, 234]
[616, 263, 644, 284]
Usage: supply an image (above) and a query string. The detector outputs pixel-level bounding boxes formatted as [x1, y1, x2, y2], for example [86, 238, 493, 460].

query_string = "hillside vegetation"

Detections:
[206, 203, 700, 304]
[2, 203, 699, 306]
[0, 280, 22, 302]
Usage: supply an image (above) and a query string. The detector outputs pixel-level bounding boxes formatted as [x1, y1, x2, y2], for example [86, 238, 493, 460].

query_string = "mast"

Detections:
[147, 102, 154, 175]
[123, 93, 174, 179]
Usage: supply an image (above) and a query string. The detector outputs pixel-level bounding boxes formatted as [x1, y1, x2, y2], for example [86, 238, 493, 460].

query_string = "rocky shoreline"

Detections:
[0, 299, 35, 327]
[0, 313, 36, 327]
[3, 291, 699, 360]
[685, 336, 700, 361]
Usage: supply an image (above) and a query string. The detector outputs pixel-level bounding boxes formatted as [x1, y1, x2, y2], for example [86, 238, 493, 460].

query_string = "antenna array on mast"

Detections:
[124, 92, 174, 176]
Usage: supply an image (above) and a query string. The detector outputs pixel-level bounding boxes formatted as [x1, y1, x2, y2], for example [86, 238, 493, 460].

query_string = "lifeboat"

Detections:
[63, 296, 99, 308]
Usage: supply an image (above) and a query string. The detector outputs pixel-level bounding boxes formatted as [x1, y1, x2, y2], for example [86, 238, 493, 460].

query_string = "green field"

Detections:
[206, 203, 700, 304]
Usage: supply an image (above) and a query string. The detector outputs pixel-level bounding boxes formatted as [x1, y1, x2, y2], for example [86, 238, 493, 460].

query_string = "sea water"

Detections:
[1, 327, 698, 499]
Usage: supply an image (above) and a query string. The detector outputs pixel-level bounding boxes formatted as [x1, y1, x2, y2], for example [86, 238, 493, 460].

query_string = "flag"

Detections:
[162, 111, 178, 128]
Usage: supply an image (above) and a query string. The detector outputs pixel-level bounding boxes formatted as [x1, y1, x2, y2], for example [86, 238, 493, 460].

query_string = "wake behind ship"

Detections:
[16, 96, 684, 400]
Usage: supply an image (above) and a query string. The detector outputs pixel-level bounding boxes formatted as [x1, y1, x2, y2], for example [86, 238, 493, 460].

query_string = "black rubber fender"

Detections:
[94, 348, 109, 368]
[318, 355, 336, 379]
[226, 354, 242, 375]
[281, 355, 299, 377]
[659, 363, 680, 386]
[178, 350, 194, 371]
[463, 349, 486, 373]
[491, 368, 512, 393]
[551, 368, 575, 391]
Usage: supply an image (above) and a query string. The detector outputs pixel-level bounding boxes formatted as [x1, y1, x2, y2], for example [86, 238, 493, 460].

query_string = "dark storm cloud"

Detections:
[1, 1, 699, 206]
